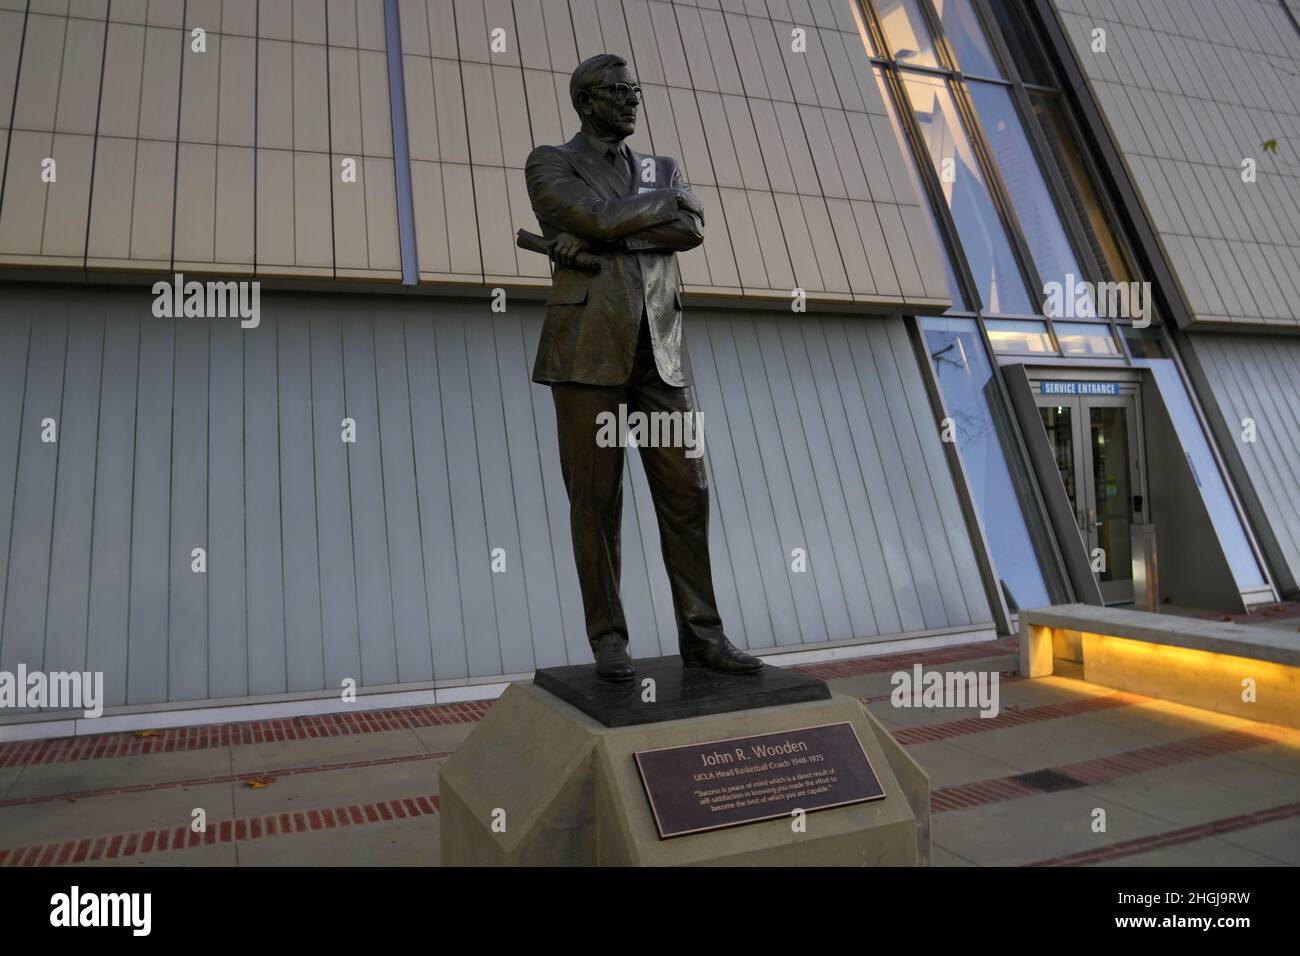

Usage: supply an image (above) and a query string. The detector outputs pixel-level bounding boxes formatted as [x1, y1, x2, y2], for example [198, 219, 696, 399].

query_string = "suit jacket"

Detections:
[524, 132, 704, 386]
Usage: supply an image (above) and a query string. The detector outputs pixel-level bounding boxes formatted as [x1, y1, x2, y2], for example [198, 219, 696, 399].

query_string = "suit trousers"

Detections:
[550, 315, 727, 657]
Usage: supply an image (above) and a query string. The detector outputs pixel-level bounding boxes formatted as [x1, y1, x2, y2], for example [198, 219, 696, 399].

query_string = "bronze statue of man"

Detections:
[524, 53, 763, 682]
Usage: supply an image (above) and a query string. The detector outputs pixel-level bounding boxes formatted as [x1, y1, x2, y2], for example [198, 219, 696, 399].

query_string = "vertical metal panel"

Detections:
[206, 319, 246, 699]
[244, 322, 287, 694]
[409, 159, 449, 274]
[86, 310, 138, 706]
[129, 139, 176, 264]
[442, 162, 480, 275]
[329, 46, 364, 156]
[0, 289, 992, 710]
[0, 313, 30, 679]
[819, 315, 926, 631]
[1195, 333, 1300, 590]
[434, 312, 501, 677]
[519, 313, 589, 665]
[0, 10, 24, 136]
[179, 28, 220, 144]
[213, 144, 255, 267]
[340, 316, 399, 686]
[363, 154, 401, 270]
[697, 314, 803, 645]
[464, 313, 534, 673]
[41, 133, 94, 259]
[256, 148, 295, 267]
[309, 312, 364, 687]
[138, 25, 181, 141]
[0, 312, 62, 685]
[494, 310, 568, 668]
[11, 14, 64, 131]
[127, 317, 173, 704]
[358, 48, 393, 154]
[293, 41, 331, 153]
[257, 38, 293, 150]
[403, 311, 470, 680]
[333, 151, 370, 268]
[622, 442, 673, 653]
[293, 151, 334, 269]
[167, 320, 209, 701]
[0, 131, 52, 256]
[276, 306, 326, 692]
[54, 16, 105, 135]
[372, 303, 435, 683]
[173, 142, 217, 264]
[473, 165, 515, 275]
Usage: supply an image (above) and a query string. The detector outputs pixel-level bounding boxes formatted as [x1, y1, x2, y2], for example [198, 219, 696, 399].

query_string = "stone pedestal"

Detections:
[439, 681, 929, 866]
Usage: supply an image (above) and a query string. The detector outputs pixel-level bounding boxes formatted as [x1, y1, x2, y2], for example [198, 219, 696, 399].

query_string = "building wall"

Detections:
[0, 0, 401, 279]
[0, 0, 952, 310]
[1191, 331, 1300, 594]
[0, 285, 991, 709]
[1050, 0, 1300, 328]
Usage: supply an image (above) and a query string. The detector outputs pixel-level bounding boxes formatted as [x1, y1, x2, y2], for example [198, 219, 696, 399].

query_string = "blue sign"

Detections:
[1039, 381, 1121, 396]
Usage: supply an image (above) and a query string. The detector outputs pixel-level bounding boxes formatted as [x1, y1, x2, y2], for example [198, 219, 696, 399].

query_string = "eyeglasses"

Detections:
[592, 82, 642, 99]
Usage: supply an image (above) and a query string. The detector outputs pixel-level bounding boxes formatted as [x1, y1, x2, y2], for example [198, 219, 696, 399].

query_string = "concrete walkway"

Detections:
[1, 637, 1297, 866]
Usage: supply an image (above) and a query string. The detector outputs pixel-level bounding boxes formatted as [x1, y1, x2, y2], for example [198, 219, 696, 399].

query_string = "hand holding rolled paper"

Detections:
[516, 229, 602, 273]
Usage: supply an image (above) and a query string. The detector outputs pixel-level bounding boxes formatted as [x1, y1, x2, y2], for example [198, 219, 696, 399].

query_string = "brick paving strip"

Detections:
[1023, 799, 1300, 866]
[0, 700, 494, 769]
[1, 678, 1111, 809]
[3, 724, 1293, 866]
[931, 725, 1294, 813]
[794, 637, 1017, 681]
[0, 750, 450, 809]
[890, 689, 1141, 745]
[0, 639, 1014, 770]
[0, 794, 443, 866]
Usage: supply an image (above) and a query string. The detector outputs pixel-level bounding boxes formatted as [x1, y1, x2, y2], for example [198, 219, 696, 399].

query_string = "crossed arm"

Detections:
[524, 148, 705, 264]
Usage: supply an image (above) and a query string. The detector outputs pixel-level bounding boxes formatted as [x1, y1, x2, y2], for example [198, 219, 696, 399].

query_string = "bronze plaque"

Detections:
[634, 722, 885, 839]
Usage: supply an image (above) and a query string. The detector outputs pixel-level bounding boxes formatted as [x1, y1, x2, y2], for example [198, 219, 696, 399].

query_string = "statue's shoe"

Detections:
[594, 636, 635, 682]
[681, 640, 764, 674]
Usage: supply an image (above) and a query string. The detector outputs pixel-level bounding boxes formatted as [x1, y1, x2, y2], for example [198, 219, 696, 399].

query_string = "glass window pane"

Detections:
[986, 0, 1054, 85]
[1030, 92, 1138, 288]
[922, 316, 1052, 610]
[1121, 325, 1167, 359]
[1130, 356, 1267, 589]
[985, 318, 1055, 354]
[1055, 322, 1119, 356]
[877, 0, 941, 68]
[873, 67, 966, 309]
[934, 0, 1003, 77]
[902, 73, 1033, 314]
[967, 81, 1090, 315]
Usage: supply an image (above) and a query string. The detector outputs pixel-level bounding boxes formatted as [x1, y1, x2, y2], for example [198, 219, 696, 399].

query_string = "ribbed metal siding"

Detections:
[1193, 332, 1300, 592]
[0, 285, 991, 707]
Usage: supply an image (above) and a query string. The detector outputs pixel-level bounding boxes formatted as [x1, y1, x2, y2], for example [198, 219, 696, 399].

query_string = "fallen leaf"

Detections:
[1262, 138, 1279, 154]
[244, 776, 276, 790]
[132, 730, 162, 738]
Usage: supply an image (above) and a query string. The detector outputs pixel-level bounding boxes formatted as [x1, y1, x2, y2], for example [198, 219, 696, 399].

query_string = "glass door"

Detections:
[1035, 390, 1144, 604]
[1085, 397, 1141, 603]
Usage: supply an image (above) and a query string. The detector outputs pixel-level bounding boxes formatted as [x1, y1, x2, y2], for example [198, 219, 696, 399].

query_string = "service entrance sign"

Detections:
[1039, 381, 1122, 396]
[634, 722, 885, 839]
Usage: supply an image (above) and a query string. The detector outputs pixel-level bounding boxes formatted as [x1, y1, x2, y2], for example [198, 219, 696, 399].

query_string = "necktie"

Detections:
[610, 146, 630, 187]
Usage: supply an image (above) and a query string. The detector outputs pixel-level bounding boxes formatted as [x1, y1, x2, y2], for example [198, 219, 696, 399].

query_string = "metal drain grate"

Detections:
[1011, 769, 1086, 793]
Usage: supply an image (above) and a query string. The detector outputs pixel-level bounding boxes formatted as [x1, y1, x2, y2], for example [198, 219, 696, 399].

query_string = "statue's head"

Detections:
[570, 53, 641, 141]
